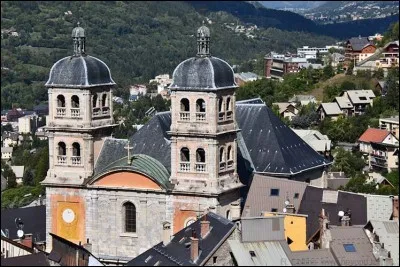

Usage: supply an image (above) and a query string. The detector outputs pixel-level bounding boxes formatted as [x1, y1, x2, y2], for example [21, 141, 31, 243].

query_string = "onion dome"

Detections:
[45, 22, 115, 88]
[169, 24, 237, 91]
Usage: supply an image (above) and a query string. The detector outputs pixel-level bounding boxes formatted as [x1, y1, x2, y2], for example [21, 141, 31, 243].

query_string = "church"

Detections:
[42, 23, 329, 263]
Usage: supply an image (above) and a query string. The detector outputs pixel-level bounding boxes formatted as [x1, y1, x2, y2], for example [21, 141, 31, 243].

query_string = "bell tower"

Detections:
[169, 25, 243, 232]
[43, 23, 116, 186]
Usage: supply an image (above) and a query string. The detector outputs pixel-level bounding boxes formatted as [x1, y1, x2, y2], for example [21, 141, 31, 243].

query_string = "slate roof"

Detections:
[318, 103, 342, 115]
[281, 245, 338, 266]
[288, 95, 316, 103]
[365, 220, 399, 266]
[93, 138, 129, 175]
[126, 212, 236, 266]
[1, 205, 46, 242]
[1, 252, 50, 266]
[169, 57, 237, 91]
[348, 37, 374, 51]
[272, 102, 298, 114]
[129, 111, 172, 171]
[298, 187, 368, 242]
[344, 90, 375, 104]
[236, 103, 330, 175]
[243, 174, 307, 217]
[358, 128, 390, 143]
[45, 55, 116, 88]
[329, 225, 378, 266]
[228, 240, 292, 266]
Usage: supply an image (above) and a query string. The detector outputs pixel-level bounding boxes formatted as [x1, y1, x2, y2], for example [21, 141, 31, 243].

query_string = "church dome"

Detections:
[45, 23, 115, 88]
[169, 24, 237, 91]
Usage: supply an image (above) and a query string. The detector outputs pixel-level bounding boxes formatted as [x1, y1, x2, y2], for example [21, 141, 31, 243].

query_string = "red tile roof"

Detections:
[358, 128, 390, 143]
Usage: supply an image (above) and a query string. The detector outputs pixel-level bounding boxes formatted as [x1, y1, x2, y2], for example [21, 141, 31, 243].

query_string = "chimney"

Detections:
[230, 201, 241, 220]
[190, 230, 199, 263]
[83, 238, 92, 253]
[200, 216, 210, 239]
[286, 204, 296, 214]
[20, 234, 33, 249]
[341, 215, 350, 226]
[162, 222, 171, 246]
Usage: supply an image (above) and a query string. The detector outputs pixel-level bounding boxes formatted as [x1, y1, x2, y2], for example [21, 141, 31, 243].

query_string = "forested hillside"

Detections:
[1, 1, 337, 110]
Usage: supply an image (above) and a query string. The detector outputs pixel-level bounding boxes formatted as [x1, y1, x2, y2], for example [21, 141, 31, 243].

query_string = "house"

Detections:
[1, 146, 13, 160]
[47, 233, 103, 266]
[317, 103, 342, 121]
[358, 128, 399, 173]
[234, 72, 261, 86]
[334, 96, 354, 116]
[375, 80, 386, 96]
[320, 225, 379, 266]
[1, 205, 46, 250]
[379, 116, 399, 139]
[228, 216, 292, 266]
[129, 84, 147, 101]
[340, 89, 376, 116]
[10, 166, 24, 185]
[288, 95, 317, 106]
[364, 220, 399, 266]
[1, 235, 35, 259]
[263, 212, 308, 251]
[6, 109, 24, 122]
[272, 102, 299, 121]
[292, 129, 331, 156]
[345, 36, 376, 65]
[126, 212, 237, 266]
[366, 172, 395, 189]
[325, 172, 350, 190]
[336, 142, 359, 152]
[330, 52, 345, 68]
[33, 104, 49, 116]
[149, 74, 173, 94]
[2, 131, 19, 147]
[264, 52, 308, 80]
[18, 116, 32, 134]
[297, 45, 331, 59]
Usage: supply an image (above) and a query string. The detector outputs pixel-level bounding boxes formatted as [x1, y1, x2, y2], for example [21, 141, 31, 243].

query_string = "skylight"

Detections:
[343, 244, 356, 252]
[249, 251, 256, 257]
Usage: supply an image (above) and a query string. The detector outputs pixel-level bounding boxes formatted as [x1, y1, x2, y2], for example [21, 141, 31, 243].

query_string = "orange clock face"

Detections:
[57, 202, 79, 241]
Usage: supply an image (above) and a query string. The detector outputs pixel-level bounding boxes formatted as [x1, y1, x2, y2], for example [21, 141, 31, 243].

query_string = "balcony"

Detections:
[218, 112, 225, 121]
[370, 156, 388, 168]
[102, 107, 110, 115]
[71, 108, 81, 118]
[195, 163, 206, 172]
[226, 111, 233, 120]
[219, 162, 226, 171]
[227, 160, 234, 168]
[195, 112, 206, 121]
[179, 162, 190, 172]
[71, 156, 82, 166]
[56, 108, 66, 117]
[93, 108, 101, 117]
[179, 112, 190, 121]
[57, 155, 67, 165]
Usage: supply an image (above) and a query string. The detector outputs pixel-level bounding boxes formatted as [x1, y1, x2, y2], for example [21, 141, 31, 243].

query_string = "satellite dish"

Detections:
[283, 208, 287, 213]
[284, 200, 290, 206]
[338, 211, 344, 217]
[17, 230, 24, 238]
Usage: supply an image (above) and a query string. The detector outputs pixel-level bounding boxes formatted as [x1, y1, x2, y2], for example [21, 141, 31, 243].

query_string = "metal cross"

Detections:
[124, 141, 133, 165]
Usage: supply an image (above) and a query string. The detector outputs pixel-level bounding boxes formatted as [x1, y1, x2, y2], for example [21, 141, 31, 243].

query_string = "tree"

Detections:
[34, 148, 49, 185]
[346, 62, 354, 75]
[373, 68, 384, 80]
[322, 64, 334, 80]
[344, 173, 377, 194]
[385, 68, 399, 110]
[23, 168, 35, 186]
[7, 171, 18, 189]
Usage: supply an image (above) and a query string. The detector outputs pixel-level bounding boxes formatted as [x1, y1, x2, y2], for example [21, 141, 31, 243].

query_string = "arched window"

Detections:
[227, 146, 233, 161]
[180, 98, 190, 112]
[71, 95, 80, 108]
[72, 142, 80, 157]
[180, 147, 190, 162]
[58, 142, 66, 155]
[102, 94, 107, 107]
[196, 99, 206, 112]
[226, 210, 231, 220]
[92, 94, 98, 108]
[196, 148, 205, 162]
[218, 98, 223, 112]
[226, 97, 231, 111]
[123, 202, 136, 233]
[57, 95, 65, 107]
[219, 147, 225, 162]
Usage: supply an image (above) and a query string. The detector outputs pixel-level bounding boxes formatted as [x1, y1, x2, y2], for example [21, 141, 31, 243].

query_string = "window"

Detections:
[270, 189, 280, 196]
[359, 97, 367, 101]
[213, 256, 218, 264]
[180, 147, 190, 162]
[57, 95, 65, 107]
[218, 98, 223, 112]
[227, 146, 233, 161]
[102, 94, 108, 107]
[58, 142, 66, 156]
[196, 99, 206, 112]
[249, 251, 256, 257]
[343, 244, 356, 252]
[219, 147, 225, 162]
[226, 210, 231, 220]
[71, 95, 80, 108]
[271, 208, 278, 212]
[123, 202, 136, 233]
[92, 94, 98, 108]
[294, 193, 299, 199]
[72, 142, 80, 157]
[226, 97, 231, 111]
[180, 98, 190, 111]
[196, 148, 205, 162]
[287, 237, 293, 245]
